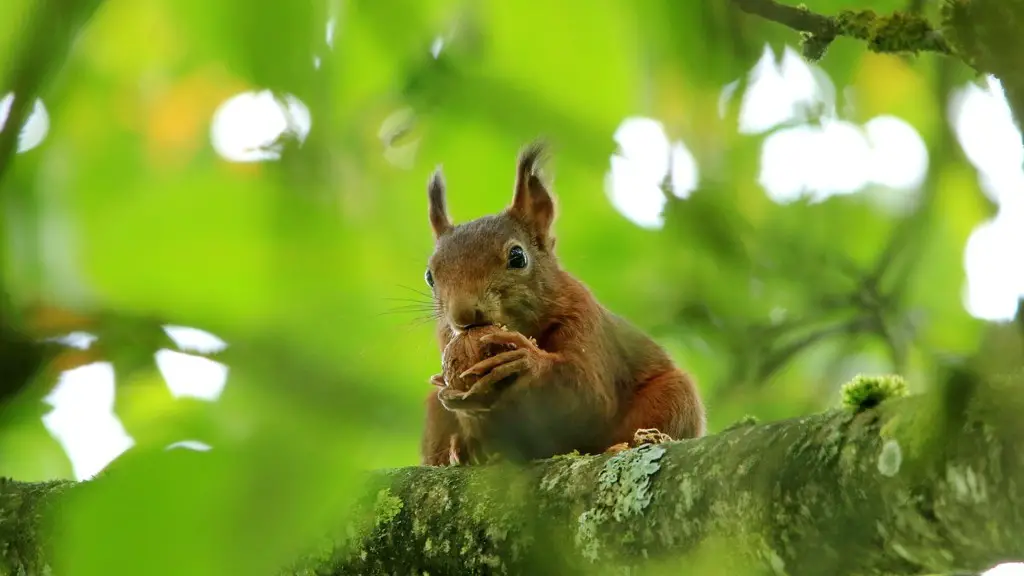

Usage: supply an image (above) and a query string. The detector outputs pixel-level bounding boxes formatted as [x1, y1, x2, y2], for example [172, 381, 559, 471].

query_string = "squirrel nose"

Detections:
[449, 300, 490, 330]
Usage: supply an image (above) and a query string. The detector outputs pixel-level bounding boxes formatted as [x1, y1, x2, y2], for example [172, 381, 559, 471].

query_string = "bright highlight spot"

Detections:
[210, 90, 311, 162]
[326, 17, 337, 49]
[431, 36, 445, 59]
[163, 325, 228, 354]
[606, 117, 699, 229]
[963, 215, 1024, 320]
[49, 331, 98, 350]
[759, 119, 871, 203]
[758, 115, 927, 203]
[984, 563, 1024, 576]
[155, 349, 229, 401]
[951, 76, 1024, 322]
[0, 93, 50, 153]
[725, 44, 930, 203]
[951, 76, 1024, 204]
[864, 115, 929, 190]
[41, 362, 134, 480]
[166, 440, 213, 452]
[379, 107, 419, 169]
[736, 45, 836, 134]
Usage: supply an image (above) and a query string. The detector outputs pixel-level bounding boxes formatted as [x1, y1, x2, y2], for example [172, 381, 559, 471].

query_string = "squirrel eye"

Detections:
[425, 268, 434, 287]
[507, 245, 528, 269]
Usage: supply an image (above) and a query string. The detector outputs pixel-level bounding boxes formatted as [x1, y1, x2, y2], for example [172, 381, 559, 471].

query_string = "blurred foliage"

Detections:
[0, 0, 1017, 573]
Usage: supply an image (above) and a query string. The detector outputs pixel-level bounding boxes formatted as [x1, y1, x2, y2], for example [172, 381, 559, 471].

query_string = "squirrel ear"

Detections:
[428, 166, 453, 238]
[509, 140, 555, 239]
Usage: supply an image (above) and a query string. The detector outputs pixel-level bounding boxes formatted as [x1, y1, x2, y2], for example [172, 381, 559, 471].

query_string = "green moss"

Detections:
[373, 488, 403, 528]
[836, 9, 950, 54]
[549, 449, 583, 460]
[800, 32, 833, 62]
[539, 453, 593, 493]
[841, 374, 909, 411]
[0, 478, 73, 575]
[837, 9, 877, 38]
[871, 11, 943, 52]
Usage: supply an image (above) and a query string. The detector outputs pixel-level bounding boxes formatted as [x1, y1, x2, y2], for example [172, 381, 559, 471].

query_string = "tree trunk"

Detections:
[2, 380, 1022, 576]
[942, 0, 1024, 135]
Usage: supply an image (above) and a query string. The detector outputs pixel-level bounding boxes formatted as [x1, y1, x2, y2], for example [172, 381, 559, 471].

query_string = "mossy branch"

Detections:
[731, 0, 954, 62]
[2, 373, 1024, 575]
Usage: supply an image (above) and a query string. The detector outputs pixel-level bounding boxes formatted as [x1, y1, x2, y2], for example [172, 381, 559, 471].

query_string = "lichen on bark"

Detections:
[575, 443, 667, 562]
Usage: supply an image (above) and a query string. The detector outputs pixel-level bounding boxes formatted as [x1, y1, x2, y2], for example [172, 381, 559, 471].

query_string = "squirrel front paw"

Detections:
[633, 428, 674, 446]
[603, 428, 675, 455]
[437, 385, 495, 412]
[457, 330, 552, 393]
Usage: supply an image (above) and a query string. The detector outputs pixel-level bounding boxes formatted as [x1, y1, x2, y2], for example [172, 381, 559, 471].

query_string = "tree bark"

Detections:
[941, 0, 1024, 136]
[2, 381, 1023, 576]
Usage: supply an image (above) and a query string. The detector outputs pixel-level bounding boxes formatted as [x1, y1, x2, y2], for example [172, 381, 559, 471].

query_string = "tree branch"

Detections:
[2, 375, 1023, 575]
[732, 0, 954, 63]
[732, 0, 837, 37]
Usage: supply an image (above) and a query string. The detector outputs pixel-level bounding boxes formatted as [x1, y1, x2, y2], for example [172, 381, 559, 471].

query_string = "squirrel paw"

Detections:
[430, 373, 446, 388]
[458, 349, 528, 378]
[603, 429, 675, 455]
[458, 357, 531, 403]
[478, 330, 542, 354]
[633, 428, 674, 446]
[438, 386, 494, 413]
[456, 330, 551, 395]
[603, 442, 630, 455]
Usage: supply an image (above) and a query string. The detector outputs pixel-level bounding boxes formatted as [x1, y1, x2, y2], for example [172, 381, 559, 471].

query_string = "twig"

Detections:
[732, 0, 837, 37]
[757, 316, 875, 381]
[731, 0, 954, 62]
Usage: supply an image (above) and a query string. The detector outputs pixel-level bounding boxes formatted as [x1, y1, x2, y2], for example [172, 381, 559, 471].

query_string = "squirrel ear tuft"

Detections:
[428, 166, 453, 238]
[509, 139, 555, 240]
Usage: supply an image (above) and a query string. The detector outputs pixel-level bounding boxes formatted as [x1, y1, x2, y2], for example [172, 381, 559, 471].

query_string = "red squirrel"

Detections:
[420, 142, 706, 466]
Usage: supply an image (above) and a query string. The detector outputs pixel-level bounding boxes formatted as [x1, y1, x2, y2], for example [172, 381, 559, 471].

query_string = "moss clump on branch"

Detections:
[373, 488, 403, 527]
[836, 9, 952, 54]
[841, 374, 909, 411]
[799, 31, 833, 61]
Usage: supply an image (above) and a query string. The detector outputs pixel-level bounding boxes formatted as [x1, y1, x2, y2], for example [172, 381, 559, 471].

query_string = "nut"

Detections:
[441, 325, 512, 391]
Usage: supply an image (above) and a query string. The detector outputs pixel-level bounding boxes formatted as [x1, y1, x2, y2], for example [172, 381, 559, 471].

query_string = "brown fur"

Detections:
[420, 141, 706, 465]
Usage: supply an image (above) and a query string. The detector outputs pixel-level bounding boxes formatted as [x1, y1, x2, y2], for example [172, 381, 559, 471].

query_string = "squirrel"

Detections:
[419, 141, 706, 466]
